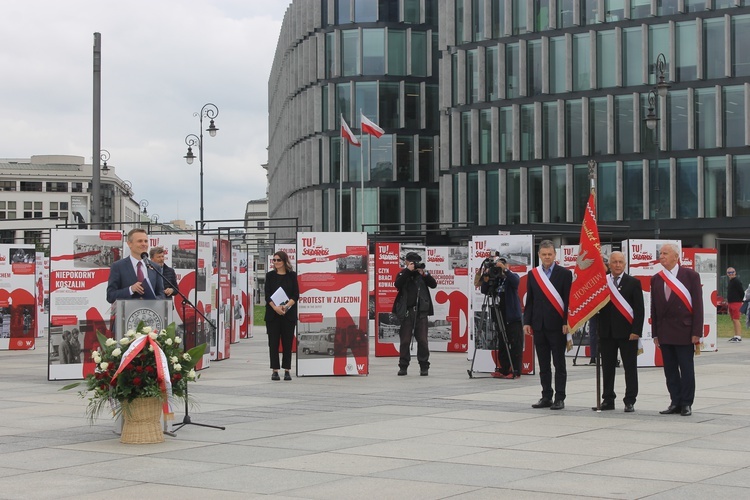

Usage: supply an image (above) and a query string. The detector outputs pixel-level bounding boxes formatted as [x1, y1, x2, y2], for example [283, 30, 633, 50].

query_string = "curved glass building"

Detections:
[268, 0, 441, 238]
[269, 0, 750, 268]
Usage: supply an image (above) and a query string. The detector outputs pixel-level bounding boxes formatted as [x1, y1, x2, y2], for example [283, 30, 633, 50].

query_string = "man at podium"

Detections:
[107, 228, 165, 303]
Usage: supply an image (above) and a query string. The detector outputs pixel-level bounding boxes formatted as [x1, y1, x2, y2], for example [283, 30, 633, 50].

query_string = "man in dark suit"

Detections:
[106, 228, 165, 303]
[524, 240, 572, 410]
[651, 243, 703, 417]
[149, 246, 178, 298]
[597, 251, 645, 413]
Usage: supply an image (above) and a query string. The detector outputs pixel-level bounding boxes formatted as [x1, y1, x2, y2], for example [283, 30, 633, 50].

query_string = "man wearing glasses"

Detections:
[726, 267, 744, 343]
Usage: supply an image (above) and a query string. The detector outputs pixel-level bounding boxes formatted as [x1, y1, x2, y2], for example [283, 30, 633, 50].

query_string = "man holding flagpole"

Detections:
[597, 251, 644, 413]
[524, 240, 572, 410]
[651, 243, 703, 417]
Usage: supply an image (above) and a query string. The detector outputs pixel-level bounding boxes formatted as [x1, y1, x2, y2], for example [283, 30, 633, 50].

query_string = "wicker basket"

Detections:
[120, 397, 164, 444]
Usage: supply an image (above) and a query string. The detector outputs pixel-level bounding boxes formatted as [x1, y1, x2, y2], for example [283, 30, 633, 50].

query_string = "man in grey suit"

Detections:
[106, 228, 165, 303]
[650, 243, 703, 417]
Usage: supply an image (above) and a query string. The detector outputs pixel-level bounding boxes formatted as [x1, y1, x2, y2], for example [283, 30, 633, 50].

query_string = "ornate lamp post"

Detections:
[100, 149, 110, 174]
[183, 103, 219, 232]
[644, 53, 670, 239]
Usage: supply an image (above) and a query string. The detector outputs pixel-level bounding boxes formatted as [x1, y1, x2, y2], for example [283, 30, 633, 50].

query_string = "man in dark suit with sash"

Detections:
[524, 240, 572, 410]
[597, 251, 644, 413]
[650, 243, 703, 417]
[107, 228, 165, 303]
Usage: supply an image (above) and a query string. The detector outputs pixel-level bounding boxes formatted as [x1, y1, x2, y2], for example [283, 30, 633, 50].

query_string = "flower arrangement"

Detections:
[64, 322, 206, 423]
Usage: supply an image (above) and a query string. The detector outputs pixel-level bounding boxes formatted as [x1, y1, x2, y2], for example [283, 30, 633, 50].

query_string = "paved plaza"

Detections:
[1, 328, 749, 499]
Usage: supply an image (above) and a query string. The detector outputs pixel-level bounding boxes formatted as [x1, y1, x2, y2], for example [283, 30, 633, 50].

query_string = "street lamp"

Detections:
[100, 149, 110, 174]
[183, 103, 219, 232]
[140, 199, 149, 215]
[644, 53, 670, 239]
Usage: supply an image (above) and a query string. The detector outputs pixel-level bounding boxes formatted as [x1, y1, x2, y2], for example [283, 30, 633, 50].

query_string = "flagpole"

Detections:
[359, 109, 364, 232]
[587, 159, 602, 411]
[339, 114, 344, 231]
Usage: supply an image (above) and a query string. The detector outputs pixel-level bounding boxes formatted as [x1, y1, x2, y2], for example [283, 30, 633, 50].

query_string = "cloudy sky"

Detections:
[0, 0, 291, 228]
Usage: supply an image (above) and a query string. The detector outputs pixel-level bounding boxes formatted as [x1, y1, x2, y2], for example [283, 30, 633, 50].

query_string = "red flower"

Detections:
[135, 365, 144, 373]
[132, 377, 142, 386]
[144, 365, 155, 374]
[172, 373, 182, 383]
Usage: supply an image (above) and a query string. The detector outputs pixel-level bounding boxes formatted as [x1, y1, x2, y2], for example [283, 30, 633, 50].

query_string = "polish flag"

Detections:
[341, 116, 360, 146]
[361, 114, 384, 138]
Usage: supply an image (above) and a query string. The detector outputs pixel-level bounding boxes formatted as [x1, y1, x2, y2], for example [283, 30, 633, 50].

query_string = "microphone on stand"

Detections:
[140, 252, 152, 269]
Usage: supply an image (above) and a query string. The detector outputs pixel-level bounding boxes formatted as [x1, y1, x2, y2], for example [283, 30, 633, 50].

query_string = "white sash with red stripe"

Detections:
[658, 269, 693, 313]
[607, 275, 634, 324]
[531, 266, 565, 318]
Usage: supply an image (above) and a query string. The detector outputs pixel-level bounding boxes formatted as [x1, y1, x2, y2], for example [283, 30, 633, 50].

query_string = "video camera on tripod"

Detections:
[480, 256, 506, 294]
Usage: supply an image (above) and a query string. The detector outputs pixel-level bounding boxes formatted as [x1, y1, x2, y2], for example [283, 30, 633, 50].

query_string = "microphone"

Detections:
[140, 252, 153, 269]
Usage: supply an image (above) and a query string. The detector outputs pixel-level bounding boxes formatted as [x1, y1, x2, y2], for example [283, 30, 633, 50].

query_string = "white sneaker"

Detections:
[728, 336, 742, 343]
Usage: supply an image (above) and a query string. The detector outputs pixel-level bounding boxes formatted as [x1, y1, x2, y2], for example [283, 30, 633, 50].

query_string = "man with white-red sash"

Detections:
[597, 251, 644, 413]
[650, 243, 703, 417]
[524, 240, 572, 410]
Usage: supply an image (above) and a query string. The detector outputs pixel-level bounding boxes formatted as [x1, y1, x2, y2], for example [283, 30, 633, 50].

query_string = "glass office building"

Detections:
[268, 0, 750, 267]
[267, 0, 441, 238]
[440, 0, 750, 259]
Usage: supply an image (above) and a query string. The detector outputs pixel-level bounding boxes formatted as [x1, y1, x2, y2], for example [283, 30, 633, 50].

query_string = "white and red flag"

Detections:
[567, 189, 610, 332]
[361, 113, 384, 138]
[341, 116, 360, 146]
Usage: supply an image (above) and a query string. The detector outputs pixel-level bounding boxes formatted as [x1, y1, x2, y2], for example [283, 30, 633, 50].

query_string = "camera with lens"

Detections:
[481, 257, 505, 294]
[414, 262, 426, 270]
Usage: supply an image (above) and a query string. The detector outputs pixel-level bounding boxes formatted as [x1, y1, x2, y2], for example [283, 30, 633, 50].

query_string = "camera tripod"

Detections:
[467, 291, 514, 378]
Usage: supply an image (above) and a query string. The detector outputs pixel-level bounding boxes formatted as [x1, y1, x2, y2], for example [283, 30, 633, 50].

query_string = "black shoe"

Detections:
[271, 372, 280, 381]
[397, 367, 407, 376]
[681, 405, 692, 416]
[550, 400, 565, 410]
[594, 401, 615, 411]
[660, 405, 681, 414]
[532, 398, 553, 409]
[588, 358, 596, 365]
[615, 359, 621, 368]
[284, 371, 292, 381]
[624, 404, 635, 413]
[420, 368, 428, 376]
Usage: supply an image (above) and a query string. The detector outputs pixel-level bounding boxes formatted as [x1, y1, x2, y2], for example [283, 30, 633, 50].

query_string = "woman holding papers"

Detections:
[265, 251, 299, 380]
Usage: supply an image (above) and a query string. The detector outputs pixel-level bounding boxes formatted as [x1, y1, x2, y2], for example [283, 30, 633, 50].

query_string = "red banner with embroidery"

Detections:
[567, 190, 610, 332]
[530, 267, 565, 318]
[658, 269, 693, 313]
[110, 334, 173, 417]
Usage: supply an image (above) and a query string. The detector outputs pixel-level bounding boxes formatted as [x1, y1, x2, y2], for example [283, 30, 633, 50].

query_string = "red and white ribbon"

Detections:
[531, 266, 565, 318]
[658, 269, 692, 313]
[110, 334, 173, 416]
[607, 276, 634, 324]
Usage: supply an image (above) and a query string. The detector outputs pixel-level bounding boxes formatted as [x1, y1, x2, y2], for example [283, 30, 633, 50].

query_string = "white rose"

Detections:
[182, 353, 191, 361]
[119, 337, 130, 345]
[92, 352, 101, 363]
[142, 326, 152, 334]
[159, 329, 167, 336]
[165, 338, 173, 346]
[112, 348, 122, 357]
[187, 369, 197, 381]
[170, 356, 178, 364]
[173, 363, 182, 371]
[174, 337, 181, 344]
[105, 338, 116, 346]
[148, 345, 154, 352]
[148, 331, 158, 340]
[126, 329, 136, 337]
[100, 362, 109, 370]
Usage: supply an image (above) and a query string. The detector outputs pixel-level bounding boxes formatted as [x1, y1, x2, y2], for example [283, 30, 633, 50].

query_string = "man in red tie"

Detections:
[650, 243, 703, 417]
[106, 228, 165, 303]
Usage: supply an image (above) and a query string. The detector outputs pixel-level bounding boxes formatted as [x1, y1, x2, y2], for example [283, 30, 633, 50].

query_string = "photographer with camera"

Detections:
[479, 256, 523, 379]
[394, 252, 437, 376]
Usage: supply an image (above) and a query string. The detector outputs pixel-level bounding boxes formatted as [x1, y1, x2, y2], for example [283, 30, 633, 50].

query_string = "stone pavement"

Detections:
[1, 328, 749, 500]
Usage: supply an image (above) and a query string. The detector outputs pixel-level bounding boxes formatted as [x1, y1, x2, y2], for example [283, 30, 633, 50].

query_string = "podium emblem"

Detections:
[125, 307, 165, 333]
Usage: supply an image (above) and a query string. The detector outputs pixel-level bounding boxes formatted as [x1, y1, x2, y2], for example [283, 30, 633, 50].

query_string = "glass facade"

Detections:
[270, 0, 750, 247]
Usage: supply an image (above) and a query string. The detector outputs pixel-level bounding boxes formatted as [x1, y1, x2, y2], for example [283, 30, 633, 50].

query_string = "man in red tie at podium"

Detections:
[107, 228, 165, 303]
